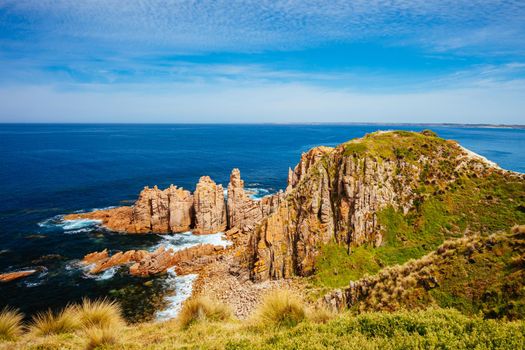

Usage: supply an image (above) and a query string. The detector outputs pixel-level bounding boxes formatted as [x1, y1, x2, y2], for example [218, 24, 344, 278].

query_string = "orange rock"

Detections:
[64, 206, 134, 233]
[193, 176, 227, 234]
[81, 243, 225, 277]
[0, 270, 36, 282]
[82, 249, 109, 265]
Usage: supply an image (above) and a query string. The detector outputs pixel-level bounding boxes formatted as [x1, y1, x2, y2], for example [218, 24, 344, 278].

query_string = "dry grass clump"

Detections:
[307, 305, 336, 324]
[0, 307, 24, 341]
[512, 224, 525, 234]
[30, 306, 79, 336]
[77, 298, 125, 329]
[83, 326, 119, 350]
[177, 296, 232, 329]
[252, 289, 306, 328]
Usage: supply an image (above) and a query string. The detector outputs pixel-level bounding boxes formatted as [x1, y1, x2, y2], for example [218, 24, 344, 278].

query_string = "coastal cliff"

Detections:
[65, 130, 524, 287]
[249, 130, 525, 281]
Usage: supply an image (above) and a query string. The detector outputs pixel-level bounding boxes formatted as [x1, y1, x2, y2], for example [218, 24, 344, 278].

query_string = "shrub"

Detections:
[252, 290, 306, 328]
[177, 296, 232, 328]
[0, 307, 24, 341]
[84, 326, 119, 350]
[78, 298, 125, 329]
[30, 306, 79, 336]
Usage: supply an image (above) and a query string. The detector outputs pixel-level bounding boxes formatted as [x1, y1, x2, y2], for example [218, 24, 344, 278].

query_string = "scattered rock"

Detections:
[81, 243, 225, 277]
[0, 270, 37, 282]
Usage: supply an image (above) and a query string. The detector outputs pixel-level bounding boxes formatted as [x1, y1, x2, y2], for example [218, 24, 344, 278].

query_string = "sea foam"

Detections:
[38, 215, 102, 234]
[156, 269, 198, 321]
[154, 231, 232, 252]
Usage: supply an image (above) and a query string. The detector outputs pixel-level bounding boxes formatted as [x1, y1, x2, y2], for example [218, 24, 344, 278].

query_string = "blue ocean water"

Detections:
[0, 124, 524, 320]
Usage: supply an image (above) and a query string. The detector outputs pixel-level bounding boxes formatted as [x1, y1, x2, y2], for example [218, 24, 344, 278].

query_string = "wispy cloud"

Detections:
[2, 0, 524, 54]
[0, 1, 524, 123]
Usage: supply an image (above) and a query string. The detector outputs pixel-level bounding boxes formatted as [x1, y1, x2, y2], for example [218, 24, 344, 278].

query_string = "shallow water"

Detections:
[0, 123, 523, 320]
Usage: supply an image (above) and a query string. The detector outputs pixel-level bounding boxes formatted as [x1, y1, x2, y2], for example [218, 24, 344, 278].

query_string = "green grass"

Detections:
[320, 227, 525, 320]
[312, 171, 525, 290]
[4, 308, 524, 349]
[427, 231, 525, 319]
[342, 130, 456, 163]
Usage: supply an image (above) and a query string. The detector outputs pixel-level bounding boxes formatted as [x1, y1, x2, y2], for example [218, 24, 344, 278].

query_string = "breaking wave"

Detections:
[246, 187, 271, 200]
[154, 231, 232, 252]
[38, 215, 102, 234]
[156, 269, 198, 321]
[23, 267, 48, 288]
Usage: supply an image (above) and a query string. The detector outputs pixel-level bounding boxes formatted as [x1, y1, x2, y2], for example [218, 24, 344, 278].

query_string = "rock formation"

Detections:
[193, 176, 227, 234]
[129, 185, 195, 233]
[249, 130, 511, 281]
[65, 171, 281, 236]
[227, 168, 284, 233]
[65, 130, 521, 285]
[81, 244, 225, 277]
[0, 270, 37, 282]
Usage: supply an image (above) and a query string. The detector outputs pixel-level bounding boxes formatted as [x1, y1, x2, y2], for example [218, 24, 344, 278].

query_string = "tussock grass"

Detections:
[307, 305, 335, 324]
[177, 296, 232, 328]
[77, 298, 125, 329]
[252, 290, 306, 328]
[1, 307, 524, 349]
[83, 326, 120, 350]
[0, 307, 24, 341]
[30, 306, 80, 336]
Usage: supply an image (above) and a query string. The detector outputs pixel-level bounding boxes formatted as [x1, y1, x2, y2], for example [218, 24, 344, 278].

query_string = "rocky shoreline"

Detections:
[55, 130, 524, 319]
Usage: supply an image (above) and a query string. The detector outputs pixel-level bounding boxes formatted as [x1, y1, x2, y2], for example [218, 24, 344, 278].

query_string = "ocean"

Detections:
[0, 123, 524, 321]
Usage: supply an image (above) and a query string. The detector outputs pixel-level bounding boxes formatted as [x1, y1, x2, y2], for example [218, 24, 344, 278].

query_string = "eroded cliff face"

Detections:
[249, 130, 504, 281]
[131, 185, 194, 233]
[193, 176, 227, 234]
[227, 168, 284, 234]
[65, 169, 282, 235]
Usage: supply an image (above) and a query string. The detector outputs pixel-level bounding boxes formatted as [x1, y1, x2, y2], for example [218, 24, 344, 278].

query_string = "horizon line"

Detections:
[0, 122, 524, 128]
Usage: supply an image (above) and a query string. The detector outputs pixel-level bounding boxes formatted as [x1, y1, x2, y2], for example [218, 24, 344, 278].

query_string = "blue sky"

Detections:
[0, 1, 524, 123]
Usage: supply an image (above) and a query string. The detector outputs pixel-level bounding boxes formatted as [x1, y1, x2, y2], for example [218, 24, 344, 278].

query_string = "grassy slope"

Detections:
[3, 309, 524, 349]
[311, 132, 525, 291]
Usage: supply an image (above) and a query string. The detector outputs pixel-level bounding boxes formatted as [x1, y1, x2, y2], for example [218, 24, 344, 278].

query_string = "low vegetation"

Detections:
[342, 130, 454, 161]
[313, 170, 525, 290]
[30, 307, 79, 336]
[1, 307, 524, 349]
[77, 298, 125, 329]
[176, 296, 232, 329]
[0, 307, 23, 341]
[0, 298, 125, 349]
[84, 326, 120, 350]
[251, 290, 306, 328]
[321, 226, 525, 320]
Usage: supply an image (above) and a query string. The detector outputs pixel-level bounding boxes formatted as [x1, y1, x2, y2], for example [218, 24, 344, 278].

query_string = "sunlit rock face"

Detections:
[65, 169, 282, 236]
[227, 168, 283, 234]
[249, 131, 505, 281]
[81, 244, 225, 277]
[193, 176, 227, 234]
